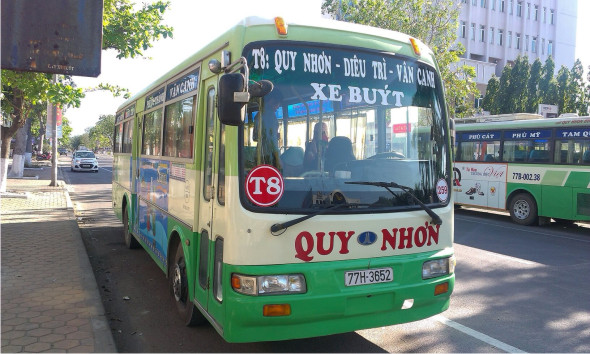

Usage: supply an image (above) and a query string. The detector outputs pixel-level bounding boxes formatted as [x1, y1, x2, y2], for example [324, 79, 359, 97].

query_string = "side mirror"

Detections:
[218, 73, 248, 126]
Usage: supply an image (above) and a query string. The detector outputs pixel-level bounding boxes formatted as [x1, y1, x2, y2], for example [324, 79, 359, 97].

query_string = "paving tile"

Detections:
[40, 320, 66, 329]
[1, 171, 115, 353]
[27, 328, 52, 337]
[39, 333, 65, 343]
[24, 341, 52, 352]
[10, 335, 37, 346]
[53, 339, 81, 350]
[1, 345, 23, 352]
[14, 322, 39, 331]
[2, 330, 25, 339]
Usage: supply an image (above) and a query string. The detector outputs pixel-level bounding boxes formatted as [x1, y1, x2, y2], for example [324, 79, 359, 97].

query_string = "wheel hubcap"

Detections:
[513, 200, 530, 220]
[173, 263, 183, 302]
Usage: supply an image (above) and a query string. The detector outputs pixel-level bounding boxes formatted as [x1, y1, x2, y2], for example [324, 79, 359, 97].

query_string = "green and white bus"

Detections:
[454, 115, 590, 225]
[112, 16, 455, 343]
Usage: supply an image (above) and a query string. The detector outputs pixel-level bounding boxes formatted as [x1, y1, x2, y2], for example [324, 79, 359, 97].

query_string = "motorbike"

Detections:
[36, 152, 52, 160]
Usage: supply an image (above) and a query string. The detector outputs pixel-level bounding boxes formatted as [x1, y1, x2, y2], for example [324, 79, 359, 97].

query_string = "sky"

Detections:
[67, 0, 324, 135]
[66, 0, 590, 135]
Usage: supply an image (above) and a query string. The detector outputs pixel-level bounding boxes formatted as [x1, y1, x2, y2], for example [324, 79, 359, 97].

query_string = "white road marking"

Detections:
[434, 315, 527, 353]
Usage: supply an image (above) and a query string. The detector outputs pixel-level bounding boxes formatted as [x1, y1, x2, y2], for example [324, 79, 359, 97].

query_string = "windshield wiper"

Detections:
[345, 181, 442, 225]
[270, 203, 368, 234]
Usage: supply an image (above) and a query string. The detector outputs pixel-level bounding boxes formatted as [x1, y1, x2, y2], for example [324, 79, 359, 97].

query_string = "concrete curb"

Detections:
[58, 163, 118, 353]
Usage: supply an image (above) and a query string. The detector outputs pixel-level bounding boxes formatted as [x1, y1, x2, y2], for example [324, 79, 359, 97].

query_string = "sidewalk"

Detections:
[1, 162, 116, 352]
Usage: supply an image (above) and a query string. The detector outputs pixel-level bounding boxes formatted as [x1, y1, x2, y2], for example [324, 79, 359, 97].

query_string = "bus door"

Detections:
[195, 77, 224, 324]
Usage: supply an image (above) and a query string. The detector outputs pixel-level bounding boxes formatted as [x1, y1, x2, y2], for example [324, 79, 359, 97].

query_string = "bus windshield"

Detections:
[241, 41, 450, 212]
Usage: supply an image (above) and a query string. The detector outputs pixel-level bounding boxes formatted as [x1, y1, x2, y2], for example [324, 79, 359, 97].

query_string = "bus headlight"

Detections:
[231, 274, 306, 295]
[422, 256, 456, 279]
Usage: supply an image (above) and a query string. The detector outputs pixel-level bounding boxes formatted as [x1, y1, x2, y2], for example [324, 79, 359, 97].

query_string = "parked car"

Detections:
[71, 150, 98, 173]
[58, 148, 68, 156]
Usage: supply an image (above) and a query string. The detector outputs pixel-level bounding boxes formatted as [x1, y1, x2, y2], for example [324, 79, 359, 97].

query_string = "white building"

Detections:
[457, 0, 578, 96]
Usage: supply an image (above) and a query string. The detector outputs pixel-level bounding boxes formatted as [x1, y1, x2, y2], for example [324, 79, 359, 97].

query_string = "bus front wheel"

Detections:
[169, 242, 206, 326]
[509, 193, 538, 226]
[123, 207, 140, 249]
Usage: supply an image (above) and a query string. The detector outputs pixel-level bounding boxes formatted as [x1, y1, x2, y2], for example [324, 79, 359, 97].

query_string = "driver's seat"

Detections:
[324, 136, 356, 172]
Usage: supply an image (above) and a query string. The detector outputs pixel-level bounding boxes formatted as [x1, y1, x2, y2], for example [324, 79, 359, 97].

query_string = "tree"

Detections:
[505, 55, 530, 113]
[526, 58, 542, 113]
[87, 115, 115, 151]
[539, 56, 557, 105]
[58, 117, 74, 149]
[556, 66, 570, 114]
[1, 73, 84, 185]
[482, 75, 499, 114]
[496, 64, 512, 114]
[1, 0, 173, 191]
[321, 0, 479, 118]
[103, 0, 173, 59]
[568, 59, 589, 115]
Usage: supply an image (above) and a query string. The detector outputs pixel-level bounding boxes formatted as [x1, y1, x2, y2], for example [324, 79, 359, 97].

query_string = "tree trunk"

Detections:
[25, 118, 34, 167]
[0, 89, 27, 192]
[8, 122, 28, 177]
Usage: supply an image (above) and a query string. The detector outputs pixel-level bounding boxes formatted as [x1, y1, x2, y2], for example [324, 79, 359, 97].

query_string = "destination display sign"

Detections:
[556, 128, 590, 139]
[145, 87, 165, 111]
[504, 129, 552, 140]
[245, 42, 441, 110]
[166, 69, 200, 101]
[460, 131, 501, 141]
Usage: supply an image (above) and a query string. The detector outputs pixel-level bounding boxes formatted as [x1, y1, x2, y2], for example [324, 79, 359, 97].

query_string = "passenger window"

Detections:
[142, 109, 163, 156]
[203, 88, 215, 201]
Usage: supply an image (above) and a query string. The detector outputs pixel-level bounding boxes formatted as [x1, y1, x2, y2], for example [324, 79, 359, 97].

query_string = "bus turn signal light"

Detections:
[434, 282, 449, 296]
[410, 38, 421, 56]
[263, 304, 291, 317]
[275, 17, 288, 36]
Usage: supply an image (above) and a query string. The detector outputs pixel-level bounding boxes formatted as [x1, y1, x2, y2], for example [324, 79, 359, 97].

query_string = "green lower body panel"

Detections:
[215, 249, 454, 342]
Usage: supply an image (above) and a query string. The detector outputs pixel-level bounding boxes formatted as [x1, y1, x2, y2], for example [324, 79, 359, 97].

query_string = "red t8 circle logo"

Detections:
[245, 165, 284, 207]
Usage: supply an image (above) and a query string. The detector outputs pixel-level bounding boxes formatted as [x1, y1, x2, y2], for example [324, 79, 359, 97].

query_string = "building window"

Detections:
[461, 21, 467, 38]
[527, 2, 531, 19]
[548, 40, 553, 56]
[543, 7, 547, 22]
[471, 23, 476, 40]
[542, 38, 545, 54]
[516, 33, 521, 49]
[534, 5, 538, 20]
[532, 37, 537, 53]
[550, 9, 555, 24]
[500, 0, 505, 12]
[509, 0, 513, 14]
[491, 0, 496, 10]
[472, 0, 477, 5]
[525, 35, 529, 51]
[498, 30, 504, 46]
[490, 27, 495, 44]
[480, 25, 485, 42]
[516, 1, 522, 17]
[508, 31, 512, 47]
[481, 0, 486, 8]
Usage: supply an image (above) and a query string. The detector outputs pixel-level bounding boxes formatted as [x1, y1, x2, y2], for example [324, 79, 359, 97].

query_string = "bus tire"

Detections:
[509, 193, 538, 226]
[170, 242, 206, 326]
[123, 206, 140, 249]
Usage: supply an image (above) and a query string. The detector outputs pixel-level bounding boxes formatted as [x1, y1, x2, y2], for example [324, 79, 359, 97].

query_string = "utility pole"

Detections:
[49, 75, 58, 187]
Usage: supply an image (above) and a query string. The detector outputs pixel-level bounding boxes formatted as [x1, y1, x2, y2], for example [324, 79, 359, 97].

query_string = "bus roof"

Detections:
[116, 16, 434, 113]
